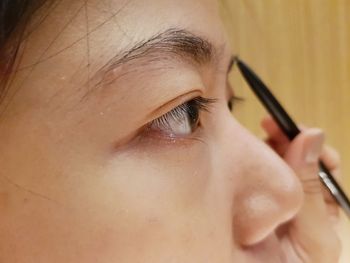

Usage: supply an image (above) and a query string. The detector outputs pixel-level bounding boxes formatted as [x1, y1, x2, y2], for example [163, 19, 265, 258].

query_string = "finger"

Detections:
[319, 145, 342, 221]
[261, 115, 290, 144]
[261, 116, 310, 157]
[262, 117, 342, 195]
[263, 115, 343, 226]
[283, 129, 341, 262]
[321, 168, 341, 205]
[322, 169, 341, 204]
[321, 145, 342, 178]
[261, 115, 309, 147]
[261, 116, 290, 156]
[284, 129, 325, 197]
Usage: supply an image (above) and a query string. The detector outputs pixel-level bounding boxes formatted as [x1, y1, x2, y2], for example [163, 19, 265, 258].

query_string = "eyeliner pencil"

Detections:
[235, 57, 350, 219]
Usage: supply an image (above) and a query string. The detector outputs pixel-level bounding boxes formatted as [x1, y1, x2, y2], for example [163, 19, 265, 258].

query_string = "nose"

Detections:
[215, 116, 303, 246]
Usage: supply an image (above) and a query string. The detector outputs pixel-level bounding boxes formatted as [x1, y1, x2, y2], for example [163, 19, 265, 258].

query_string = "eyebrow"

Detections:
[89, 28, 218, 88]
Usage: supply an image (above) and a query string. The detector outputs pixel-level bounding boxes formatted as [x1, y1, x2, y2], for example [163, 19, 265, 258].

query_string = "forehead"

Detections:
[12, 0, 229, 107]
[118, 0, 225, 40]
[21, 1, 225, 70]
[24, 0, 226, 59]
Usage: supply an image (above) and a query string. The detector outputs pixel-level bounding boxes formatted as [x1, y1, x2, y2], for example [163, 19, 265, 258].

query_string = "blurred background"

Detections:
[220, 0, 349, 261]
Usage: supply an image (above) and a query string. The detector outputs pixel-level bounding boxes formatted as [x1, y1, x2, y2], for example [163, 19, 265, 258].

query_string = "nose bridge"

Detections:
[217, 117, 303, 246]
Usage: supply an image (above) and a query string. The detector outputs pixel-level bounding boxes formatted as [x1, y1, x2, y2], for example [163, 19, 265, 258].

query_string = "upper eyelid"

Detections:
[149, 79, 231, 125]
[145, 90, 203, 120]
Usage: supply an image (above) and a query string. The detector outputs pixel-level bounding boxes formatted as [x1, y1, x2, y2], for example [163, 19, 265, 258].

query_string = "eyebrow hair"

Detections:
[89, 28, 217, 89]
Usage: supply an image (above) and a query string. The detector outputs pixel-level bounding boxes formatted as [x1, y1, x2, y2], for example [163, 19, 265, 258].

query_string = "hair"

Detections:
[0, 0, 50, 104]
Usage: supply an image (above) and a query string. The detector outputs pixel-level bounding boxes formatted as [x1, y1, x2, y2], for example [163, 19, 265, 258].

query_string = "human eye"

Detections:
[147, 97, 216, 139]
[227, 95, 244, 112]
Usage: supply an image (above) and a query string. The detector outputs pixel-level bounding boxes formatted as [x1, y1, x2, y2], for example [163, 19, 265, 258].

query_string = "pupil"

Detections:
[187, 101, 200, 130]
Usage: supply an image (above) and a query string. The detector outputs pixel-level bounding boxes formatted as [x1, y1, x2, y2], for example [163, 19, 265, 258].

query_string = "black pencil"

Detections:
[235, 57, 350, 219]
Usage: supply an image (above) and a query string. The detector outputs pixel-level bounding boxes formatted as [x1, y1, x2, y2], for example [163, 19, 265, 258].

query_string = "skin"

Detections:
[0, 0, 341, 262]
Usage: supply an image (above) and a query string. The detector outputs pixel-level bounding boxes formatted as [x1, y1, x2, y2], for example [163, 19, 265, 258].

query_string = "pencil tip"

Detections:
[233, 55, 240, 63]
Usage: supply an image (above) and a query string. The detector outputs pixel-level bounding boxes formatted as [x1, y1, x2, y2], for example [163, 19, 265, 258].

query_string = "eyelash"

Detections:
[147, 95, 242, 139]
[149, 97, 216, 137]
[228, 95, 244, 111]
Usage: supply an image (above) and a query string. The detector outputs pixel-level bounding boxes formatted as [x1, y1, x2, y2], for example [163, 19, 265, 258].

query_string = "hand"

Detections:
[262, 116, 342, 263]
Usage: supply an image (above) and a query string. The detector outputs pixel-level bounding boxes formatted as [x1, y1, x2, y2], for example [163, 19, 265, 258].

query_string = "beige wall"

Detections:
[220, 1, 350, 260]
[221, 0, 349, 190]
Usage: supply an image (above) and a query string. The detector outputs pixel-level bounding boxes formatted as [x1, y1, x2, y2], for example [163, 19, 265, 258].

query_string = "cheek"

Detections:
[71, 143, 215, 256]
[0, 142, 219, 261]
[101, 142, 211, 217]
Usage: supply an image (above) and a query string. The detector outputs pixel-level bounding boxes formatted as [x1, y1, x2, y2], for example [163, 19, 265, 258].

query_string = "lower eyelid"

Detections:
[140, 120, 205, 143]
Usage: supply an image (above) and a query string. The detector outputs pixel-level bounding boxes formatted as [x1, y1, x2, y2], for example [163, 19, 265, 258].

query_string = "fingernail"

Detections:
[304, 129, 324, 163]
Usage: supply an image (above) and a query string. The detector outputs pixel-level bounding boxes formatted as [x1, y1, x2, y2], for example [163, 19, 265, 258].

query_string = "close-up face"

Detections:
[0, 0, 306, 262]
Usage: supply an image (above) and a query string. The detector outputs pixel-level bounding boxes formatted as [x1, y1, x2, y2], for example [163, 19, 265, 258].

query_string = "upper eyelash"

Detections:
[152, 97, 217, 129]
[232, 96, 245, 102]
[187, 97, 218, 111]
[228, 95, 245, 108]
